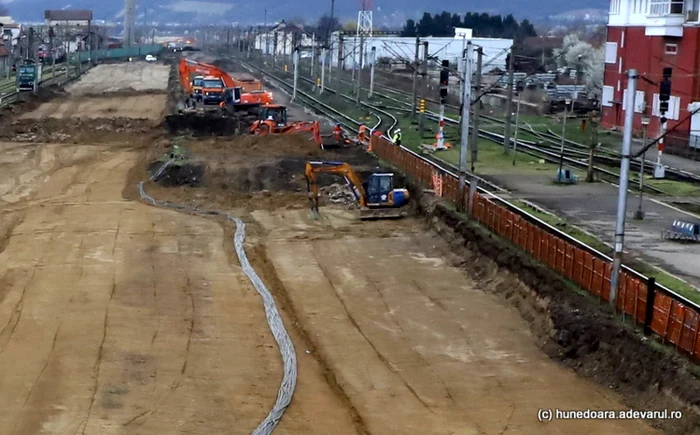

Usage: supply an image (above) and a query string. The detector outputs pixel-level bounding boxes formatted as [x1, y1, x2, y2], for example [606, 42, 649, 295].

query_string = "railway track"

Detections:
[227, 53, 700, 312]
[240, 58, 690, 197]
[323, 67, 700, 188]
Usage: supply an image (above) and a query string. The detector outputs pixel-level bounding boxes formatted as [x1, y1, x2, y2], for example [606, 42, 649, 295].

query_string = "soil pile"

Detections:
[319, 183, 358, 207]
[3, 118, 159, 142]
[188, 134, 328, 158]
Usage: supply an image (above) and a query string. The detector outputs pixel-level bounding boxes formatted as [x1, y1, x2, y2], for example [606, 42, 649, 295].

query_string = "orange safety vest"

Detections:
[333, 125, 342, 140]
[358, 125, 367, 141]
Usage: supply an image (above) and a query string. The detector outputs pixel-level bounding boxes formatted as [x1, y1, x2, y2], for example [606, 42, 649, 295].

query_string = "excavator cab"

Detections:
[363, 174, 407, 207]
[191, 76, 205, 100]
[259, 105, 287, 127]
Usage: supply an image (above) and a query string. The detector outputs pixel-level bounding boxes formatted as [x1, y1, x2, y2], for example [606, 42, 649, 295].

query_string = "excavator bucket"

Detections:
[359, 208, 407, 220]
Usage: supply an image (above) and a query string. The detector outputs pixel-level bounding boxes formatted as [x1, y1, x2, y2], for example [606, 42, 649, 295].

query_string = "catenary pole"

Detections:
[610, 69, 638, 310]
[458, 42, 473, 211]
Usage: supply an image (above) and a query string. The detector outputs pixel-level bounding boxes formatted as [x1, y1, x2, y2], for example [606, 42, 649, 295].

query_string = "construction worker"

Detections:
[357, 122, 367, 142]
[392, 128, 402, 146]
[333, 122, 344, 143]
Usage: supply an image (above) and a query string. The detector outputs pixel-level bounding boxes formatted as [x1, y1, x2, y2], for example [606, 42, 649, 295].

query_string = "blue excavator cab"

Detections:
[363, 173, 409, 208]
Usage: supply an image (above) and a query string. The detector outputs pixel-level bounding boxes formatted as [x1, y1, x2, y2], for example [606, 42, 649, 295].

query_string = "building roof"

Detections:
[44, 10, 93, 21]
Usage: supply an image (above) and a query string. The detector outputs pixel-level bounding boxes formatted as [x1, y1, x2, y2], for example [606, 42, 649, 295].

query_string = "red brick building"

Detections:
[602, 0, 700, 150]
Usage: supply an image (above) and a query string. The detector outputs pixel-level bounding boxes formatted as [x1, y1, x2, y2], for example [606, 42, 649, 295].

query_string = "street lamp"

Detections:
[634, 114, 651, 220]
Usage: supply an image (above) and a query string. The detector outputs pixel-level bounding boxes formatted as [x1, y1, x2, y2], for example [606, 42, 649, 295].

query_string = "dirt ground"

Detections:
[65, 62, 169, 95]
[0, 56, 692, 435]
[18, 63, 168, 121]
[21, 94, 167, 120]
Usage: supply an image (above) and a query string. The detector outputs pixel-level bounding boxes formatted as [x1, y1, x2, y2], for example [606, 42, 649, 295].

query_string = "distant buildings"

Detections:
[602, 0, 700, 149]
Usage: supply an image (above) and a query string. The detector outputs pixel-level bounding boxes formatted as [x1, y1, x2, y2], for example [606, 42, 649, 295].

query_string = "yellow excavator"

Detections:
[305, 161, 410, 220]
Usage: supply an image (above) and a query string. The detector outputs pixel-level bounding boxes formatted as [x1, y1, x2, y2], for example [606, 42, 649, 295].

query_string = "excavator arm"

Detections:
[304, 161, 410, 220]
[179, 58, 236, 87]
[305, 161, 368, 214]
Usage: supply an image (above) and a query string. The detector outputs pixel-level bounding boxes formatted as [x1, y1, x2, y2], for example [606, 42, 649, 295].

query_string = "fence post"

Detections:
[467, 178, 478, 218]
[644, 277, 657, 336]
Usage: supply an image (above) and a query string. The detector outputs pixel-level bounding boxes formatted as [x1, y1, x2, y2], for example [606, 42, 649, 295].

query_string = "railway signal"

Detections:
[418, 99, 426, 137]
[436, 60, 449, 150]
[655, 67, 671, 179]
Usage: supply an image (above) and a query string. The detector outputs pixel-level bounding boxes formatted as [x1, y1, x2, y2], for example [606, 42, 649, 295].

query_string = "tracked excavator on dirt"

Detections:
[305, 161, 410, 220]
[250, 104, 324, 147]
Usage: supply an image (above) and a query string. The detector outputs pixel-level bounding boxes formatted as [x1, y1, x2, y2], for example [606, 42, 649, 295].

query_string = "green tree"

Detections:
[402, 19, 417, 37]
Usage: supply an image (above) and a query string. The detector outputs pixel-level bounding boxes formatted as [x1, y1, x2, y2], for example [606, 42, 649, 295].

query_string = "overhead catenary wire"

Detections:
[138, 161, 297, 435]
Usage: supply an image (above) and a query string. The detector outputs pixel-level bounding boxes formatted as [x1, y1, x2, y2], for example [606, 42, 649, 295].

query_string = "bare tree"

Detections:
[553, 34, 604, 97]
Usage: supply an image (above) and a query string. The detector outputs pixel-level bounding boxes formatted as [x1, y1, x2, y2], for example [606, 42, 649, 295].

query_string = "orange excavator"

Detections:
[249, 104, 324, 147]
[178, 58, 272, 109]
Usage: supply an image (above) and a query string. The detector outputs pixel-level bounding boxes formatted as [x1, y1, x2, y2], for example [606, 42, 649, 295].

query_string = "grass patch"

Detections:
[643, 177, 700, 197]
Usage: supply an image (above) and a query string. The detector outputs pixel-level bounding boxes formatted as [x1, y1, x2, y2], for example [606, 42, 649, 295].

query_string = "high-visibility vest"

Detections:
[393, 132, 402, 143]
[358, 125, 367, 140]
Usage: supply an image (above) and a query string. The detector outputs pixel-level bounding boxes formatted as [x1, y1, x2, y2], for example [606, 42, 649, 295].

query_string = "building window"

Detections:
[665, 43, 678, 54]
[652, 93, 681, 120]
[624, 90, 647, 112]
[649, 0, 684, 15]
[611, 0, 621, 14]
[602, 86, 615, 107]
[605, 42, 618, 63]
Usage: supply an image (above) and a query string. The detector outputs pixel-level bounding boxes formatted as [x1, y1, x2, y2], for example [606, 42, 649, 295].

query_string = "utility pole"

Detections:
[437, 59, 450, 150]
[411, 36, 420, 119]
[470, 46, 483, 164]
[586, 111, 599, 182]
[310, 33, 316, 78]
[368, 46, 376, 98]
[503, 47, 515, 154]
[272, 31, 278, 68]
[512, 93, 522, 165]
[634, 115, 650, 220]
[458, 43, 473, 211]
[292, 48, 299, 102]
[356, 34, 365, 107]
[320, 47, 326, 94]
[610, 68, 638, 311]
[557, 100, 571, 182]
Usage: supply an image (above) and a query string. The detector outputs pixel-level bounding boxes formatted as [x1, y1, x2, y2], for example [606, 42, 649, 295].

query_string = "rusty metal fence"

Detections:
[371, 136, 700, 361]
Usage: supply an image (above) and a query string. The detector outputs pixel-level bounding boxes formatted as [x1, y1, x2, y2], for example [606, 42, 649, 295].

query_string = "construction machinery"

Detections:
[305, 161, 410, 220]
[191, 75, 205, 100]
[249, 104, 324, 146]
[178, 58, 272, 109]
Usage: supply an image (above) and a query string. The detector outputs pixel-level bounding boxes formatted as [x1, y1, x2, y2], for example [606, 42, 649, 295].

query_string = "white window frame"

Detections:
[602, 86, 614, 107]
[649, 0, 684, 15]
[605, 42, 618, 64]
[611, 0, 621, 14]
[665, 43, 678, 54]
[622, 90, 646, 113]
[652, 93, 681, 120]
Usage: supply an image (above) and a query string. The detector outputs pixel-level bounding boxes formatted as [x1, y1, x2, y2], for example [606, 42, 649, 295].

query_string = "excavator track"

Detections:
[359, 208, 407, 220]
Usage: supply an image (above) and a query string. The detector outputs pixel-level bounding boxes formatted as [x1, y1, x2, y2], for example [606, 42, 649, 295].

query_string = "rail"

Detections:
[232, 53, 700, 362]
[0, 64, 82, 108]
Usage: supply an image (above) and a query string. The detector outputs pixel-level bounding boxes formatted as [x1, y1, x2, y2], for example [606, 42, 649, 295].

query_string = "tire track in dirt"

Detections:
[0, 267, 38, 357]
[308, 245, 436, 413]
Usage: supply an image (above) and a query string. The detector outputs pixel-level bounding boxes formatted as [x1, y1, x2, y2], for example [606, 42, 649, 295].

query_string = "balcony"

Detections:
[646, 0, 685, 35]
[649, 0, 684, 16]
